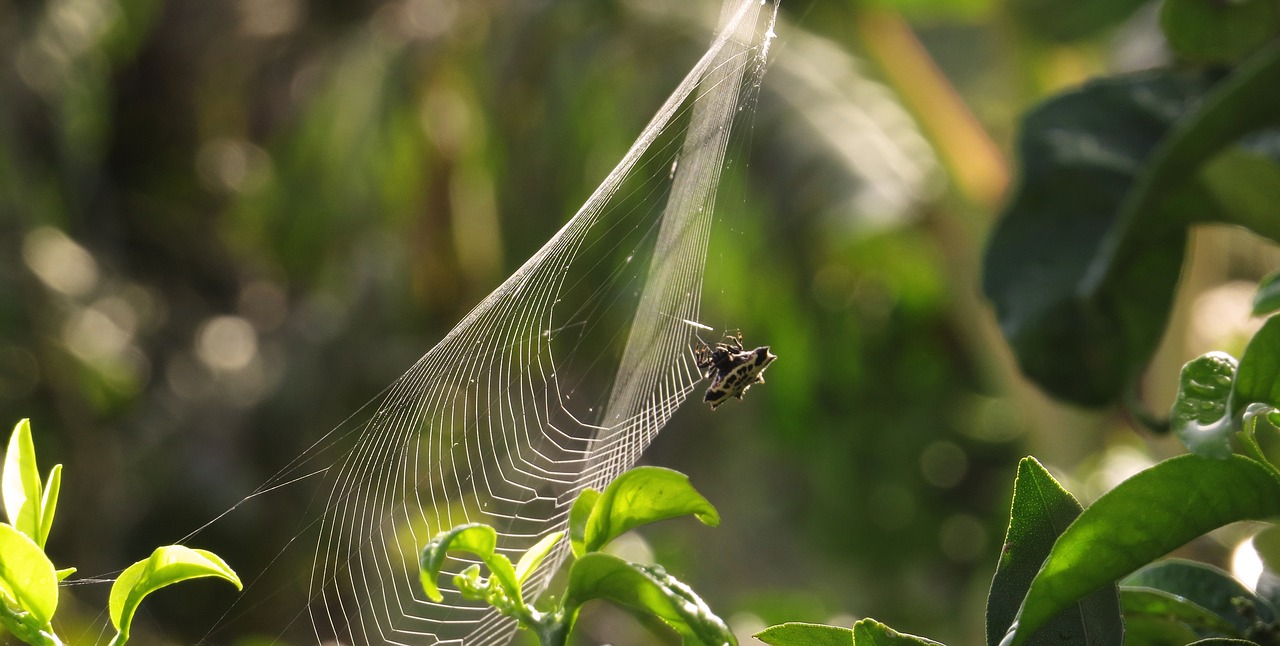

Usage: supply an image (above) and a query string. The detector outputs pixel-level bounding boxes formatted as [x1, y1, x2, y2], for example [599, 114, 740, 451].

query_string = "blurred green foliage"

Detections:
[2, 0, 1278, 643]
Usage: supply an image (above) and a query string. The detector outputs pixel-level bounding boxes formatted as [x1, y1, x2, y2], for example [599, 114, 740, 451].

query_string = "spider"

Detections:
[693, 331, 776, 410]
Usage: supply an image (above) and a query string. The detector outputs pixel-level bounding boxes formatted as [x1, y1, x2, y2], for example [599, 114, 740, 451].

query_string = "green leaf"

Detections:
[1249, 525, 1280, 613]
[1123, 559, 1273, 636]
[1237, 404, 1280, 469]
[0, 522, 59, 625]
[569, 488, 600, 557]
[1186, 640, 1262, 645]
[1197, 148, 1280, 242]
[417, 523, 521, 606]
[1119, 586, 1241, 637]
[37, 465, 61, 550]
[420, 523, 495, 601]
[1084, 43, 1280, 290]
[1006, 0, 1147, 41]
[0, 601, 62, 646]
[983, 72, 1210, 407]
[108, 545, 241, 646]
[564, 552, 735, 646]
[750, 620, 945, 646]
[987, 457, 1122, 646]
[1161, 0, 1279, 64]
[581, 467, 719, 554]
[986, 43, 1280, 408]
[1007, 454, 1280, 645]
[1255, 270, 1280, 316]
[1172, 352, 1239, 459]
[1258, 573, 1280, 619]
[4, 419, 43, 544]
[852, 618, 943, 645]
[754, 622, 853, 646]
[514, 531, 563, 585]
[1232, 316, 1280, 418]
[1118, 612, 1202, 646]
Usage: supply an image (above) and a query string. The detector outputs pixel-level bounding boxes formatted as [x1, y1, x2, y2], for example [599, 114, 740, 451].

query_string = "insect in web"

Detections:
[693, 331, 777, 409]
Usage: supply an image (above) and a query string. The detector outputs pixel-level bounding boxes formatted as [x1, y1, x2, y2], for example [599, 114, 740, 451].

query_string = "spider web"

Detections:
[193, 2, 780, 644]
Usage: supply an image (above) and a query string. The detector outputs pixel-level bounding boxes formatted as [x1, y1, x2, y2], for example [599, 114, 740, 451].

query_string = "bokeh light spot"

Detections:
[1191, 280, 1265, 355]
[237, 0, 302, 37]
[63, 305, 132, 361]
[23, 227, 99, 296]
[1233, 536, 1264, 592]
[375, 0, 457, 41]
[196, 138, 273, 194]
[920, 440, 968, 488]
[197, 316, 259, 371]
[1084, 445, 1154, 502]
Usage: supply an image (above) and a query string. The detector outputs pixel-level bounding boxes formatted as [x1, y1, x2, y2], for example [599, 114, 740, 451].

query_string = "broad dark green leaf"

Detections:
[1123, 559, 1272, 636]
[418, 523, 519, 604]
[986, 43, 1280, 408]
[1120, 586, 1240, 637]
[1161, 0, 1279, 63]
[1254, 270, 1280, 316]
[108, 545, 241, 646]
[1008, 454, 1280, 645]
[754, 622, 853, 646]
[1118, 613, 1201, 646]
[564, 552, 736, 646]
[987, 457, 1122, 646]
[1172, 352, 1239, 458]
[983, 72, 1210, 407]
[1232, 317, 1280, 418]
[1084, 43, 1280, 291]
[1006, 0, 1147, 41]
[1197, 149, 1280, 245]
[852, 618, 943, 645]
[582, 466, 719, 555]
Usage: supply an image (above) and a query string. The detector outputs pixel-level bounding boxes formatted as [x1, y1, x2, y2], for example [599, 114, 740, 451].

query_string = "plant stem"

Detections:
[851, 6, 1009, 209]
[531, 617, 571, 646]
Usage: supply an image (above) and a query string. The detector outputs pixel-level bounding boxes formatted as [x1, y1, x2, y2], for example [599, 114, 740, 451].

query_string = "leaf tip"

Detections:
[420, 571, 444, 602]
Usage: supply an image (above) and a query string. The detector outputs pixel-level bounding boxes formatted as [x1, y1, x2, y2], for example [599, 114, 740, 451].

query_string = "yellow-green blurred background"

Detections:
[2, 0, 1278, 643]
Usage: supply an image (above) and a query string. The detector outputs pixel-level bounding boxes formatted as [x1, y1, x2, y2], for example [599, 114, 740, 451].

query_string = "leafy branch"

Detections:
[418, 466, 732, 645]
[1, 419, 242, 646]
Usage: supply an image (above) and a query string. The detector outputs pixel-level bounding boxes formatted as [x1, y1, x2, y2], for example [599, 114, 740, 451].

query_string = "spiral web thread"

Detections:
[225, 2, 783, 644]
